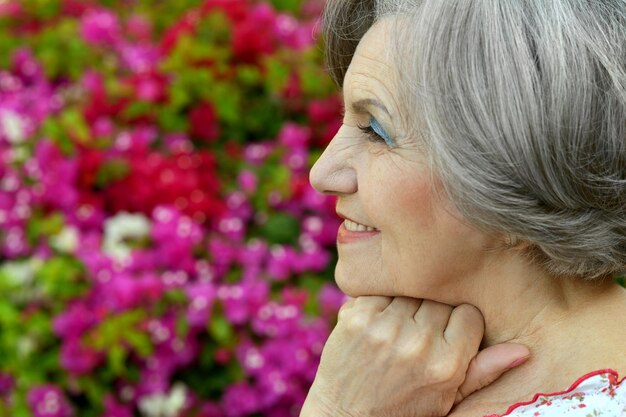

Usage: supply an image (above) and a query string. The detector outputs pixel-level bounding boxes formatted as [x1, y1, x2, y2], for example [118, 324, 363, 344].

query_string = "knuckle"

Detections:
[337, 300, 358, 321]
[454, 304, 484, 327]
[365, 323, 397, 347]
[394, 340, 427, 361]
[341, 312, 371, 332]
[426, 358, 463, 384]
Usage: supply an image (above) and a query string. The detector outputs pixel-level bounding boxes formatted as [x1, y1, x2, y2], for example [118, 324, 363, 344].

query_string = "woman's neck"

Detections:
[446, 254, 626, 414]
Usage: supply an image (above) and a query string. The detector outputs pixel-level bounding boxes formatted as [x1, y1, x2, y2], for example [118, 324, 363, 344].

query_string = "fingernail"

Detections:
[507, 356, 530, 369]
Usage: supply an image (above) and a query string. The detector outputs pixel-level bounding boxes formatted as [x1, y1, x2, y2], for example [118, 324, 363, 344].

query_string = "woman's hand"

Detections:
[300, 296, 529, 417]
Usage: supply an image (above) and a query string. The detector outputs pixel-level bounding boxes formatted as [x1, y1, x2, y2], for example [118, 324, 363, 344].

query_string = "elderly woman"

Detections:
[301, 1, 626, 416]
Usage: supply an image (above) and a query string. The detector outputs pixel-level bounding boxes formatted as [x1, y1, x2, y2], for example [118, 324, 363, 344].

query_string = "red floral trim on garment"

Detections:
[484, 369, 625, 417]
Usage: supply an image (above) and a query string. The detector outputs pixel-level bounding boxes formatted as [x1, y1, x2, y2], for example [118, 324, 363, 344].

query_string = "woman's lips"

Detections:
[337, 221, 381, 244]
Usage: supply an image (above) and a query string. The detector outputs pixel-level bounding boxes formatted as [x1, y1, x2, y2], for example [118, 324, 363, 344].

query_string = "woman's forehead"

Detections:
[343, 20, 400, 104]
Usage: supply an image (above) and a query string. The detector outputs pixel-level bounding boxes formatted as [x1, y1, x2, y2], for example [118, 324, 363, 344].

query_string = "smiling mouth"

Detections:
[338, 219, 380, 244]
[343, 219, 379, 232]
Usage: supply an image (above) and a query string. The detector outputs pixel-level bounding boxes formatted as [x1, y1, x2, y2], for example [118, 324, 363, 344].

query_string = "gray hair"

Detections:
[323, 0, 626, 280]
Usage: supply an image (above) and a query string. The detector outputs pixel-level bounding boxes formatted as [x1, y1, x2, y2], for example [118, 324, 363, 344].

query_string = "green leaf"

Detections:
[125, 330, 153, 358]
[36, 257, 85, 300]
[264, 57, 290, 94]
[107, 344, 128, 376]
[270, 0, 301, 12]
[41, 118, 75, 155]
[208, 315, 235, 346]
[237, 66, 262, 86]
[257, 213, 299, 245]
[95, 159, 131, 187]
[26, 212, 64, 244]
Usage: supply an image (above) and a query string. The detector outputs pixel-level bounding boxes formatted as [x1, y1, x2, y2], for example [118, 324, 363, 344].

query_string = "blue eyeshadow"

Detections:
[370, 116, 395, 146]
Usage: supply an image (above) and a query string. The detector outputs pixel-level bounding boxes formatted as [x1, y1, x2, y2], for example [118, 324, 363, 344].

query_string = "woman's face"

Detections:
[310, 20, 498, 300]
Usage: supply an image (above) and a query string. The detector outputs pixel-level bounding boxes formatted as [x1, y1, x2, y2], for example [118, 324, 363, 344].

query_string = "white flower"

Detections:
[0, 109, 26, 144]
[138, 383, 187, 417]
[1, 259, 44, 303]
[102, 212, 151, 262]
[1, 259, 41, 286]
[50, 226, 79, 253]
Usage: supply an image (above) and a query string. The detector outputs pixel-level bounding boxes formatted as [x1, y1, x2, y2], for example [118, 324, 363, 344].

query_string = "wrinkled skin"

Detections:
[300, 297, 528, 417]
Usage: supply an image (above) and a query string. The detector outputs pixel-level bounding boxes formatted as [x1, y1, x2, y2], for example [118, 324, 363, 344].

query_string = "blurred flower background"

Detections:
[0, 0, 346, 416]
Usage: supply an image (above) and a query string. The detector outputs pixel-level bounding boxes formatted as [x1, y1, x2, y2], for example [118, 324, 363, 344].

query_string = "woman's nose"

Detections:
[309, 126, 357, 196]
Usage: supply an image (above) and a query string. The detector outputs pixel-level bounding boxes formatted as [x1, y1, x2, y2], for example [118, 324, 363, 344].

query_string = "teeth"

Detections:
[344, 219, 378, 232]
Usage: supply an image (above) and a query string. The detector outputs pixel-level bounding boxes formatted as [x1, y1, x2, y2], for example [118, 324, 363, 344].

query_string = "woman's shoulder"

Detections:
[485, 369, 625, 417]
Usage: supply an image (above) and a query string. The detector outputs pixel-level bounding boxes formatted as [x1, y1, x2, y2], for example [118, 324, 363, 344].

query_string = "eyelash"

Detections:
[357, 123, 384, 144]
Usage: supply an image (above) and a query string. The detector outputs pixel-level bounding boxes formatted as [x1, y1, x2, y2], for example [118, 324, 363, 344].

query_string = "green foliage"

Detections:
[257, 213, 300, 245]
[35, 257, 87, 302]
[34, 20, 92, 80]
[87, 310, 153, 362]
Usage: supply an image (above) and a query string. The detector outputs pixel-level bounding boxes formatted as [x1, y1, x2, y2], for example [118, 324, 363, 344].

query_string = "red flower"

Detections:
[200, 0, 248, 22]
[189, 101, 220, 143]
[307, 96, 343, 124]
[124, 71, 169, 103]
[76, 146, 104, 190]
[231, 4, 277, 63]
[104, 151, 226, 224]
[160, 12, 197, 54]
[61, 0, 93, 16]
[82, 72, 128, 124]
[308, 96, 343, 146]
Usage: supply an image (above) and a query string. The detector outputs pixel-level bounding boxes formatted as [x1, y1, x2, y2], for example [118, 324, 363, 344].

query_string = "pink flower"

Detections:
[318, 284, 348, 317]
[221, 382, 261, 417]
[185, 282, 217, 328]
[237, 170, 257, 193]
[101, 396, 133, 417]
[119, 45, 161, 74]
[27, 385, 73, 417]
[80, 8, 121, 46]
[53, 303, 97, 339]
[59, 337, 102, 375]
[125, 14, 152, 42]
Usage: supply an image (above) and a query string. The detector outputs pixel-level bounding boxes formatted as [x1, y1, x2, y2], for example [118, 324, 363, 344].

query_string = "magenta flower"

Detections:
[199, 402, 224, 417]
[59, 337, 102, 375]
[218, 280, 269, 325]
[0, 373, 13, 399]
[221, 382, 261, 417]
[27, 385, 73, 417]
[237, 170, 257, 193]
[101, 396, 133, 417]
[185, 281, 217, 328]
[278, 122, 310, 148]
[53, 303, 97, 339]
[80, 8, 121, 46]
[125, 14, 153, 42]
[318, 284, 348, 317]
[266, 245, 298, 281]
[252, 301, 302, 338]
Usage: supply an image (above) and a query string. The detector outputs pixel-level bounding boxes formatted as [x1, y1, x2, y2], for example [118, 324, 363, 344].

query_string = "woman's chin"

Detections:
[334, 271, 369, 298]
[334, 267, 391, 298]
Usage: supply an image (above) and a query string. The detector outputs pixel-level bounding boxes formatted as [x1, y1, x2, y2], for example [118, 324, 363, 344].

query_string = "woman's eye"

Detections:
[357, 117, 396, 147]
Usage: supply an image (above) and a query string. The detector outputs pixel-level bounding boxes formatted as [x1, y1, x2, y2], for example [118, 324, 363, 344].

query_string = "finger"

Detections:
[337, 297, 357, 321]
[454, 343, 530, 404]
[443, 304, 484, 354]
[413, 299, 454, 331]
[382, 297, 423, 318]
[353, 295, 393, 313]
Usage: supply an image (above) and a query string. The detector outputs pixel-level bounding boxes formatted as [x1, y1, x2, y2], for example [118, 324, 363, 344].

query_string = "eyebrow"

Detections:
[351, 98, 392, 121]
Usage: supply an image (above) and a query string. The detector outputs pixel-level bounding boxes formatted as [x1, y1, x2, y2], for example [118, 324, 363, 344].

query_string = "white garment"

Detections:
[486, 370, 626, 417]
